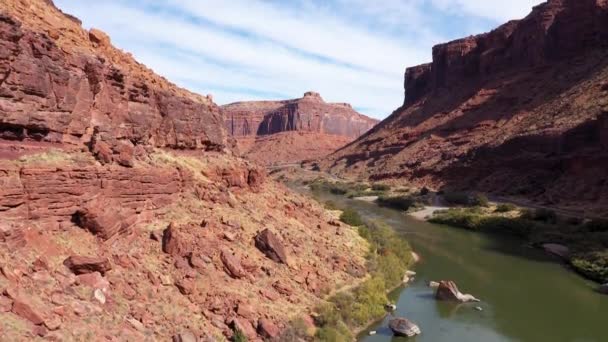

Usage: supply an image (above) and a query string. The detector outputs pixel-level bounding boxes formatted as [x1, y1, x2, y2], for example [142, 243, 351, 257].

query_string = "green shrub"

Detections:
[346, 190, 385, 198]
[443, 192, 471, 206]
[429, 209, 484, 230]
[495, 203, 517, 213]
[339, 208, 364, 227]
[376, 195, 414, 211]
[430, 209, 534, 237]
[324, 200, 339, 210]
[233, 329, 248, 342]
[371, 183, 391, 191]
[522, 208, 557, 224]
[478, 216, 533, 238]
[584, 219, 608, 233]
[471, 193, 489, 207]
[571, 250, 608, 283]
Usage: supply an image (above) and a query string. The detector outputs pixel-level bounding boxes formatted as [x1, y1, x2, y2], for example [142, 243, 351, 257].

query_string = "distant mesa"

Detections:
[222, 92, 379, 165]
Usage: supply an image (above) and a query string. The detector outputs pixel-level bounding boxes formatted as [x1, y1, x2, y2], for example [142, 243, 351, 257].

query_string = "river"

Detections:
[311, 190, 608, 342]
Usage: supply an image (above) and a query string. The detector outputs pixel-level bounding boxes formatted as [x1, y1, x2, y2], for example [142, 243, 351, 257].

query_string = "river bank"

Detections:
[308, 189, 608, 342]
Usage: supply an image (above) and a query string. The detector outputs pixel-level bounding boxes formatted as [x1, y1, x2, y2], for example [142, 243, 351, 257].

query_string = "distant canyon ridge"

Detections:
[222, 92, 378, 165]
[321, 0, 608, 215]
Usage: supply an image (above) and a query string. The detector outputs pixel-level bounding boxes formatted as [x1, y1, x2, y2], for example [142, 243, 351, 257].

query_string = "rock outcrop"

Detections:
[254, 229, 289, 264]
[0, 1, 370, 340]
[435, 280, 480, 303]
[223, 92, 377, 138]
[223, 92, 378, 165]
[321, 0, 608, 215]
[388, 317, 421, 337]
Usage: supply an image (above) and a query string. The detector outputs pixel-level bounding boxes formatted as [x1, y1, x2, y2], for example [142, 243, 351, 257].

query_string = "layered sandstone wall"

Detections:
[323, 0, 608, 214]
[223, 91, 378, 139]
[0, 1, 229, 160]
[404, 0, 608, 105]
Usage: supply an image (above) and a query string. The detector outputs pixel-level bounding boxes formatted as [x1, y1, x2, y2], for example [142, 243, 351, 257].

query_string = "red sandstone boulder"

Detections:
[12, 298, 45, 325]
[74, 198, 136, 240]
[255, 229, 289, 264]
[258, 319, 280, 339]
[230, 317, 257, 340]
[435, 280, 479, 302]
[220, 249, 246, 279]
[162, 223, 189, 257]
[63, 255, 112, 275]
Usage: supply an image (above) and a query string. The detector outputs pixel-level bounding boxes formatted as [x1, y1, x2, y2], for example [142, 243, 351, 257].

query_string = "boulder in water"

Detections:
[599, 283, 608, 295]
[389, 317, 421, 337]
[435, 280, 480, 303]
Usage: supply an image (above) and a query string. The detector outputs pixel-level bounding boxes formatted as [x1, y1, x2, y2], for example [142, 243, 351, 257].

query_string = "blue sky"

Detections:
[54, 0, 541, 119]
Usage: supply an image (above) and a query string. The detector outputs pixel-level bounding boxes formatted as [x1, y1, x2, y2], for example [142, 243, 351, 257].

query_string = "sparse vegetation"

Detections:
[429, 206, 608, 283]
[17, 149, 94, 165]
[443, 191, 489, 207]
[316, 212, 413, 341]
[376, 195, 414, 211]
[522, 208, 558, 224]
[371, 183, 391, 191]
[339, 208, 364, 227]
[232, 329, 248, 342]
[324, 200, 339, 210]
[495, 203, 517, 213]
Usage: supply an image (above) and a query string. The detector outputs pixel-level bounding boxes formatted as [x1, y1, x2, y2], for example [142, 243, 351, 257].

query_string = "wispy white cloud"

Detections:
[54, 0, 542, 119]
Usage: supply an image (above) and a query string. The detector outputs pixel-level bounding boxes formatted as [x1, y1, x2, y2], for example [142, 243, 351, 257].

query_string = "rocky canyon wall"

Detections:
[0, 1, 369, 340]
[322, 0, 608, 215]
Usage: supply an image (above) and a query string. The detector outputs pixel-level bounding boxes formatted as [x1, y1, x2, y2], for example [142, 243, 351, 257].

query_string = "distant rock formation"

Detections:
[222, 92, 378, 165]
[222, 92, 378, 139]
[322, 0, 608, 214]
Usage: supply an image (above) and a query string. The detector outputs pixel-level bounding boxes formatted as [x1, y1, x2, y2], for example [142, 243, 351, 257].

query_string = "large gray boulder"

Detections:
[389, 317, 421, 337]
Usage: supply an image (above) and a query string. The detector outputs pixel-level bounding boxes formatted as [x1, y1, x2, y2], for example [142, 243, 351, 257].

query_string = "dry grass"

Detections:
[148, 149, 210, 183]
[18, 149, 95, 165]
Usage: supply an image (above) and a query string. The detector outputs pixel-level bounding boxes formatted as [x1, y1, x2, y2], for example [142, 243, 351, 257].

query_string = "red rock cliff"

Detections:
[322, 0, 608, 214]
[0, 0, 229, 160]
[0, 1, 370, 340]
[222, 91, 378, 139]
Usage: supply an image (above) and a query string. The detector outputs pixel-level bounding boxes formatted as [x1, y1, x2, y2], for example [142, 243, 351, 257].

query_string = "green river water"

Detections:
[312, 190, 608, 342]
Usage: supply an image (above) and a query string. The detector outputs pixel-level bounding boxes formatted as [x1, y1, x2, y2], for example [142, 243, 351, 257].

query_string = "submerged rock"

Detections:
[389, 317, 421, 337]
[435, 280, 480, 303]
[542, 243, 570, 260]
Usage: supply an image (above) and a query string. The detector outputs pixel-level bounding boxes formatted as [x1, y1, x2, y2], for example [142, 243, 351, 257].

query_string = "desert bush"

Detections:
[324, 200, 339, 210]
[371, 183, 391, 191]
[584, 219, 608, 233]
[233, 329, 248, 342]
[443, 191, 471, 206]
[571, 250, 608, 283]
[522, 208, 557, 224]
[471, 193, 490, 207]
[340, 208, 364, 227]
[376, 195, 414, 211]
[495, 203, 517, 213]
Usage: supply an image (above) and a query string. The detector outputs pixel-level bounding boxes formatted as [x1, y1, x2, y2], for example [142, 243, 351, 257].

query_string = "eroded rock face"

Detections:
[254, 229, 288, 264]
[223, 92, 378, 139]
[0, 6, 228, 159]
[322, 0, 608, 214]
[223, 92, 378, 165]
[63, 255, 112, 275]
[0, 1, 371, 341]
